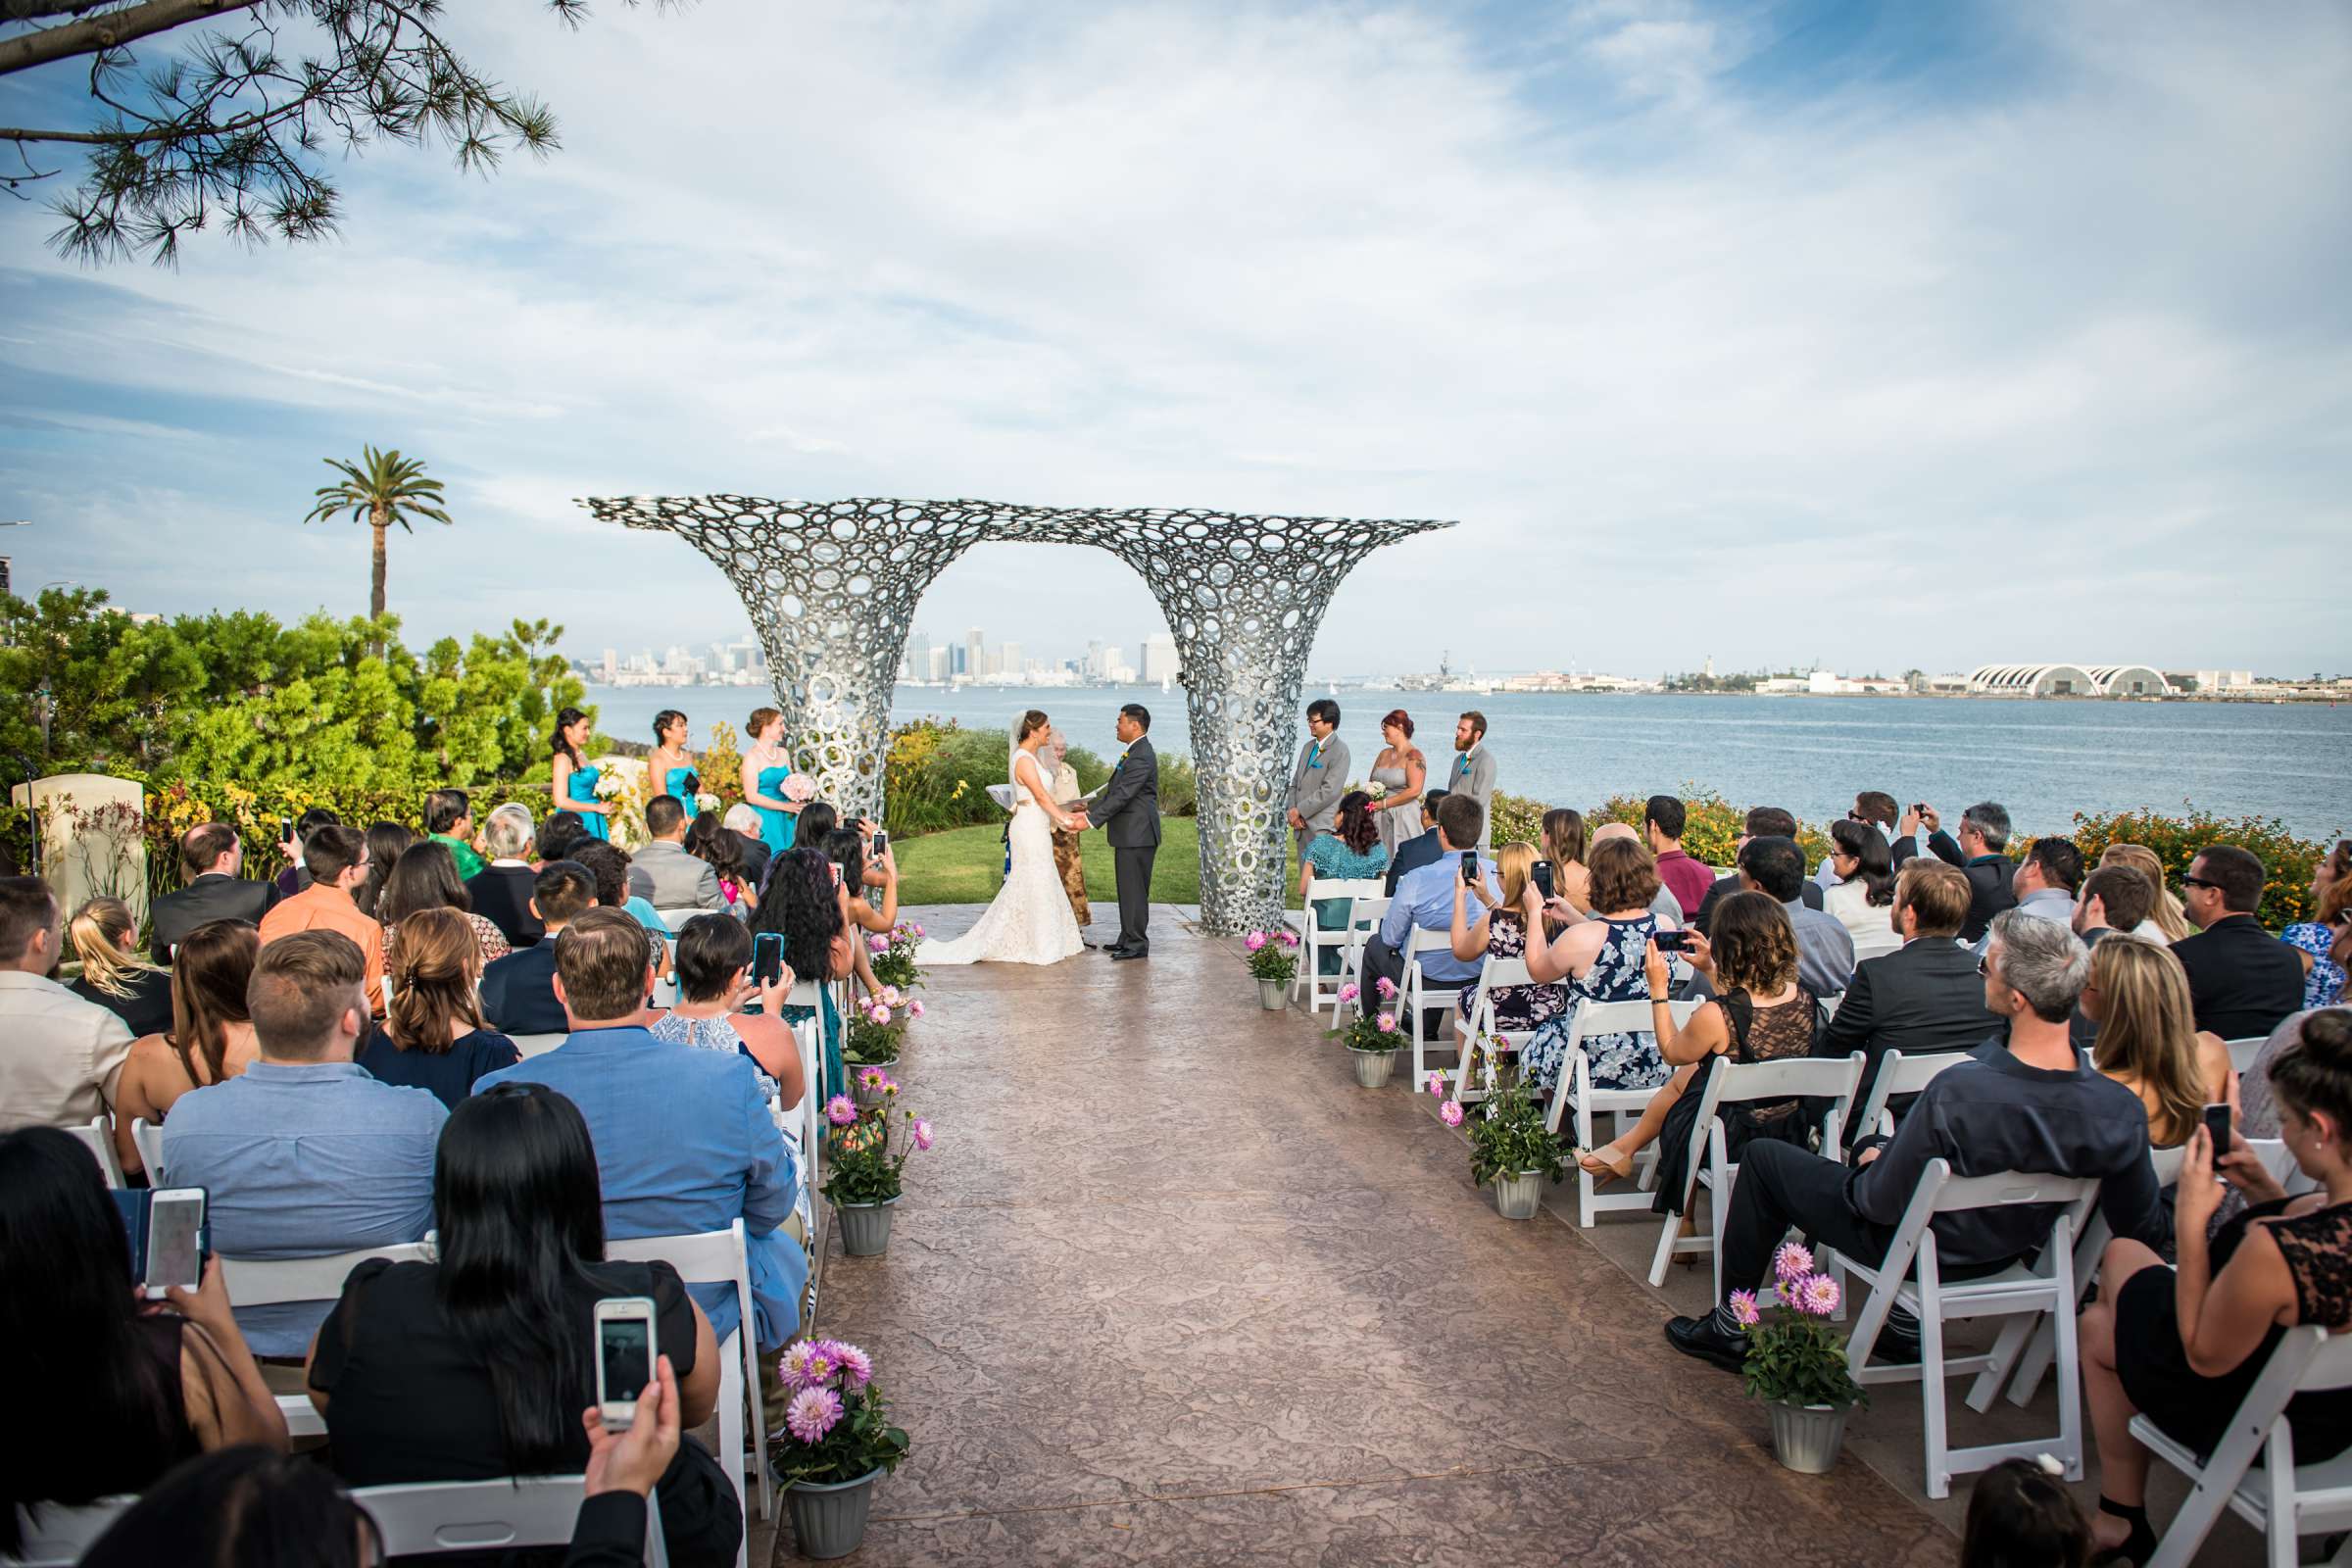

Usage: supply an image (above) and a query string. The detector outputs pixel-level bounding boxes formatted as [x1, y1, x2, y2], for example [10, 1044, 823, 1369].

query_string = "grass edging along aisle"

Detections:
[893, 817, 1207, 906]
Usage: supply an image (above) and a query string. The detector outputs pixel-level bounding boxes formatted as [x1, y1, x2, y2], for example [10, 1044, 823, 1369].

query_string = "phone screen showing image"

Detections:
[1655, 930, 1690, 953]
[1460, 852, 1479, 885]
[145, 1192, 205, 1297]
[599, 1311, 654, 1416]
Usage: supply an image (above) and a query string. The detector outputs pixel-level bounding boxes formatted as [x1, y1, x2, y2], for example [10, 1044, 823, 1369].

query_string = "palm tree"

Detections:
[304, 447, 452, 642]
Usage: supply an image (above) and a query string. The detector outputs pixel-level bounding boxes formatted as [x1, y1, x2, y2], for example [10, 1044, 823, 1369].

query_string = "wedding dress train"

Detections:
[916, 749, 1085, 967]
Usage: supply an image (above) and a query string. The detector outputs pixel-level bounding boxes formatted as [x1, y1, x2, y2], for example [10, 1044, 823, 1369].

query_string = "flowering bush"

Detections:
[1734, 1243, 1866, 1409]
[771, 1338, 910, 1488]
[869, 921, 925, 994]
[1447, 1048, 1569, 1187]
[820, 1088, 933, 1207]
[2072, 807, 2333, 928]
[1244, 927, 1300, 984]
[1329, 978, 1406, 1053]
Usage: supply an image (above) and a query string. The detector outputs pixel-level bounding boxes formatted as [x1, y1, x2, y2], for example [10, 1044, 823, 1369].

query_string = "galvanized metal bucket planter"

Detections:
[833, 1195, 900, 1257]
[1767, 1400, 1850, 1474]
[1493, 1171, 1544, 1220]
[1258, 979, 1288, 1011]
[784, 1466, 883, 1558]
[1349, 1047, 1396, 1088]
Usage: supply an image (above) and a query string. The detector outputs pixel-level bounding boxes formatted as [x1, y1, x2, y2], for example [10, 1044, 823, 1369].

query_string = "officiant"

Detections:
[1042, 726, 1093, 941]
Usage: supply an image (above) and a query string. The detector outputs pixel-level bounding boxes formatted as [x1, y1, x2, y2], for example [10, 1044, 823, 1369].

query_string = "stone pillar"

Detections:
[582, 496, 1448, 933]
[11, 773, 150, 926]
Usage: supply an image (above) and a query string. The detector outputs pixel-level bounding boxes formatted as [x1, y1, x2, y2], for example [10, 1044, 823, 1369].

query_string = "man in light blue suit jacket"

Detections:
[478, 908, 805, 1350]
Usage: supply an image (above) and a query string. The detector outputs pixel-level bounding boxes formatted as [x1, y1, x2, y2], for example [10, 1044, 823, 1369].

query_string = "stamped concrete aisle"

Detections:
[801, 906, 1955, 1566]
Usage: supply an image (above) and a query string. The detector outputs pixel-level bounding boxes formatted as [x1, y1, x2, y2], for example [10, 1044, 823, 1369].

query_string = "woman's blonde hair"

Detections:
[387, 908, 486, 1056]
[2099, 844, 2190, 942]
[2088, 937, 2208, 1146]
[67, 897, 159, 999]
[1492, 842, 1537, 917]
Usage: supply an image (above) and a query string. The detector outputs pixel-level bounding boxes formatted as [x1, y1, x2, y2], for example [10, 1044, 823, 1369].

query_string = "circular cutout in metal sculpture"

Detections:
[578, 495, 1452, 933]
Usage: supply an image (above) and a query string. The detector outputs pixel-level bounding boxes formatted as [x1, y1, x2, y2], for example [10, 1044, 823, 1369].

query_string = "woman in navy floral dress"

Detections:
[1520, 835, 1688, 1105]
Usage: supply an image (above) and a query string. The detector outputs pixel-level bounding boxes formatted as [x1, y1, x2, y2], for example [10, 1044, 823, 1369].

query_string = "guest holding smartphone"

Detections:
[1518, 835, 1688, 1112]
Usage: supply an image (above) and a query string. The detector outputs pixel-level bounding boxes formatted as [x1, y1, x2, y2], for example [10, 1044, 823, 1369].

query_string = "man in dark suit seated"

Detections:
[148, 822, 278, 960]
[1382, 790, 1448, 897]
[720, 805, 772, 892]
[478, 859, 596, 1035]
[1690, 806, 1823, 936]
[2173, 844, 2304, 1040]
[464, 803, 546, 948]
[1892, 801, 2016, 944]
[1814, 859, 2000, 1127]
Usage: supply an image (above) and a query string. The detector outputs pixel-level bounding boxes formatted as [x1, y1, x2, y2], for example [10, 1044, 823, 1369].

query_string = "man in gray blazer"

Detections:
[631, 794, 722, 912]
[1446, 711, 1497, 848]
[1285, 698, 1350, 862]
[1079, 704, 1162, 959]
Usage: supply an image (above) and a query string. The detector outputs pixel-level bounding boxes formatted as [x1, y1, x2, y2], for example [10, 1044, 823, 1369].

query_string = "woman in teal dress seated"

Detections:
[739, 705, 802, 857]
[749, 847, 852, 1097]
[649, 709, 700, 822]
[1297, 792, 1389, 974]
[550, 707, 612, 841]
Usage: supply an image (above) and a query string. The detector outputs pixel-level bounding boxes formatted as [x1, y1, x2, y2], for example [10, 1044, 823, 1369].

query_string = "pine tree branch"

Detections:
[0, 0, 264, 77]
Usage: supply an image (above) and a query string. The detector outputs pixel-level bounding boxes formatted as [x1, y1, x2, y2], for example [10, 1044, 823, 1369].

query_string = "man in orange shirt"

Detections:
[257, 822, 383, 1012]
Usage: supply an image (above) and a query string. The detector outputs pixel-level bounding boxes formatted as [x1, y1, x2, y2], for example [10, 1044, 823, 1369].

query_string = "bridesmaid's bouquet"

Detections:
[594, 769, 625, 800]
[1366, 780, 1390, 802]
[783, 772, 818, 804]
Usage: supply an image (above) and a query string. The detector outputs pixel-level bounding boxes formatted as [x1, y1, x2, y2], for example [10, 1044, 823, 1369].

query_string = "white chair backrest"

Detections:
[71, 1116, 124, 1189]
[354, 1476, 667, 1565]
[1408, 926, 1455, 957]
[1853, 1050, 1973, 1141]
[1927, 1164, 2102, 1217]
[791, 1016, 825, 1227]
[512, 1032, 567, 1058]
[2245, 1136, 2298, 1187]
[221, 1240, 435, 1308]
[131, 1118, 166, 1186]
[2149, 1143, 2188, 1188]
[606, 1221, 752, 1327]
[1347, 896, 1389, 931]
[2224, 1035, 2267, 1075]
[655, 907, 708, 932]
[7, 1496, 136, 1567]
[1566, 997, 1682, 1038]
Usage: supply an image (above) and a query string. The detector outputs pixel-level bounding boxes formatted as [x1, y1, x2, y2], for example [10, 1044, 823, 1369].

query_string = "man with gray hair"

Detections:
[465, 803, 544, 948]
[1666, 907, 2165, 1375]
[1893, 800, 2018, 944]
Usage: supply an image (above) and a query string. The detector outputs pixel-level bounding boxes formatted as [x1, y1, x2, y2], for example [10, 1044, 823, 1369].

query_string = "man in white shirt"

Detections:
[0, 876, 134, 1134]
[1446, 711, 1496, 849]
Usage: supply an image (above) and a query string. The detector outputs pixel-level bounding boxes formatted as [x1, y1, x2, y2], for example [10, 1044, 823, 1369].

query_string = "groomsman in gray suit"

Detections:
[1285, 698, 1349, 862]
[1448, 711, 1496, 847]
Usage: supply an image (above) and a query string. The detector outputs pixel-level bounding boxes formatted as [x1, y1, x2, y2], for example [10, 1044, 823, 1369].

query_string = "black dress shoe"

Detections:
[1111, 946, 1147, 960]
[1664, 1313, 1749, 1375]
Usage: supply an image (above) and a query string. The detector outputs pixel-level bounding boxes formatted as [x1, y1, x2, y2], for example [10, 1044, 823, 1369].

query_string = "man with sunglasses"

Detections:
[2172, 845, 2303, 1038]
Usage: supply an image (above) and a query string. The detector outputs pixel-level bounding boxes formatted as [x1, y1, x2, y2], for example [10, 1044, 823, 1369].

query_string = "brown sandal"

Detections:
[1578, 1146, 1635, 1186]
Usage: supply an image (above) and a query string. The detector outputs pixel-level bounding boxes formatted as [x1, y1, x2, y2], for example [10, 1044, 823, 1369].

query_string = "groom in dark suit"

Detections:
[1080, 704, 1161, 959]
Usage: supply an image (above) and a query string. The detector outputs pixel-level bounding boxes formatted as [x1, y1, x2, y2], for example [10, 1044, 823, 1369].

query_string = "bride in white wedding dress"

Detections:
[916, 710, 1086, 966]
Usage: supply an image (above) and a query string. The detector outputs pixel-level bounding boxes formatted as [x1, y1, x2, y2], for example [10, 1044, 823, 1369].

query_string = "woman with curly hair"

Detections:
[749, 847, 857, 1095]
[684, 812, 758, 914]
[1298, 790, 1388, 972]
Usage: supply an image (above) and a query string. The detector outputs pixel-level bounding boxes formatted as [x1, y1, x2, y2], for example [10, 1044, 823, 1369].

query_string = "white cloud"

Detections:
[1, 0, 2347, 675]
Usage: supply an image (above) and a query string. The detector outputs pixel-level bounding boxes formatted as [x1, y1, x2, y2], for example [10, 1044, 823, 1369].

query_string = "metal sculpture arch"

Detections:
[580, 496, 1453, 933]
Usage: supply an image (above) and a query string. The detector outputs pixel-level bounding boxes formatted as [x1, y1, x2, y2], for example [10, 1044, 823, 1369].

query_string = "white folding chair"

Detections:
[1543, 997, 1704, 1228]
[354, 1476, 667, 1565]
[655, 907, 709, 932]
[2226, 1035, 2269, 1076]
[790, 1015, 827, 1274]
[1401, 930, 1478, 1085]
[1292, 878, 1384, 1016]
[1831, 1159, 2101, 1497]
[1333, 896, 1391, 1024]
[223, 1240, 437, 1442]
[1646, 1053, 1867, 1296]
[1850, 1049, 1975, 1144]
[130, 1118, 166, 1186]
[512, 1033, 568, 1058]
[71, 1115, 124, 1189]
[5, 1495, 136, 1567]
[607, 1220, 764, 1563]
[2133, 1325, 2352, 1568]
[1446, 957, 1539, 1104]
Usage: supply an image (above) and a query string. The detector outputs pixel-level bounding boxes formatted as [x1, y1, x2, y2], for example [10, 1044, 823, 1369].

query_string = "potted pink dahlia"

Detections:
[772, 1337, 910, 1559]
[1244, 928, 1300, 1009]
[1328, 978, 1406, 1088]
[1735, 1242, 1866, 1473]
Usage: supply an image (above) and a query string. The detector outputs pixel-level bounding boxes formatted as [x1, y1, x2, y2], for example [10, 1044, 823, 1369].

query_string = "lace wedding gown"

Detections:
[916, 748, 1085, 966]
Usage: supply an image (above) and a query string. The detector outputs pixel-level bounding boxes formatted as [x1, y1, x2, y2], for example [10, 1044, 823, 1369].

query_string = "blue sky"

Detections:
[2, 0, 2348, 678]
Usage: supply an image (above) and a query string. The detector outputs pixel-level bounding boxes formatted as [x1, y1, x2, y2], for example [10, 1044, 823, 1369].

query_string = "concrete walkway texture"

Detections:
[795, 907, 2262, 1565]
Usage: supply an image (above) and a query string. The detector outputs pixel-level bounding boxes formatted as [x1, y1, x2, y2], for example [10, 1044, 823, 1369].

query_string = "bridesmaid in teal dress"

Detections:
[739, 705, 801, 857]
[650, 709, 700, 822]
[551, 707, 612, 841]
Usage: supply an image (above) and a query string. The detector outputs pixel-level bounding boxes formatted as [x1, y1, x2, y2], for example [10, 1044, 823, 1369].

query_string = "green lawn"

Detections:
[894, 818, 1320, 906]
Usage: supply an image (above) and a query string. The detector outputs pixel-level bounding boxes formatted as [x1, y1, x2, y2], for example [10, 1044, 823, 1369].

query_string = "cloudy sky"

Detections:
[4, 0, 2348, 679]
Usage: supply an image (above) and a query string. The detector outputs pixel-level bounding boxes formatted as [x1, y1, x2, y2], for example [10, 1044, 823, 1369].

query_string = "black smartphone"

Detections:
[752, 930, 785, 987]
[2203, 1102, 2233, 1165]
[871, 829, 889, 858]
[1655, 929, 1690, 953]
[279, 815, 295, 845]
[1460, 851, 1479, 885]
[1530, 859, 1554, 900]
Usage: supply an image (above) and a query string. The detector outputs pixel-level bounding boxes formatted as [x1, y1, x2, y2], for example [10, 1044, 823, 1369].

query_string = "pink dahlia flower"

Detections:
[911, 1117, 934, 1151]
[1440, 1100, 1465, 1127]
[1729, 1289, 1762, 1328]
[825, 1095, 858, 1126]
[785, 1386, 844, 1444]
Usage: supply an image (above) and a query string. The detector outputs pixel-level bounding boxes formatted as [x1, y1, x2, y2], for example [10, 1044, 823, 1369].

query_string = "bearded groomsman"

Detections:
[1286, 699, 1349, 863]
[1448, 711, 1496, 848]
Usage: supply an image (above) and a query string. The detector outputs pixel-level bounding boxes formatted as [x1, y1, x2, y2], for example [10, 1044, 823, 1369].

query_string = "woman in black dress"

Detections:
[306, 1081, 741, 1567]
[66, 896, 174, 1036]
[2079, 1009, 2352, 1563]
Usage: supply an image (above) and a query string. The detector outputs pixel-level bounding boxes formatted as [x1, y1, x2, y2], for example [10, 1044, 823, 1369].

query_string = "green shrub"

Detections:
[2073, 808, 2334, 928]
[1489, 791, 1546, 848]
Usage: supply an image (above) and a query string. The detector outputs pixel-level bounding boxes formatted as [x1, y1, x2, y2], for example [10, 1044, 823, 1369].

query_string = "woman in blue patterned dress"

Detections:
[1297, 792, 1388, 974]
[550, 707, 612, 841]
[1520, 835, 1687, 1106]
[2282, 841, 2349, 1010]
[649, 709, 700, 823]
[1448, 841, 1568, 1052]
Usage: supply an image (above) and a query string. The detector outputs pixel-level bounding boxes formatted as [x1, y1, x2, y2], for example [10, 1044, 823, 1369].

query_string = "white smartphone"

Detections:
[594, 1297, 659, 1429]
[144, 1188, 207, 1299]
